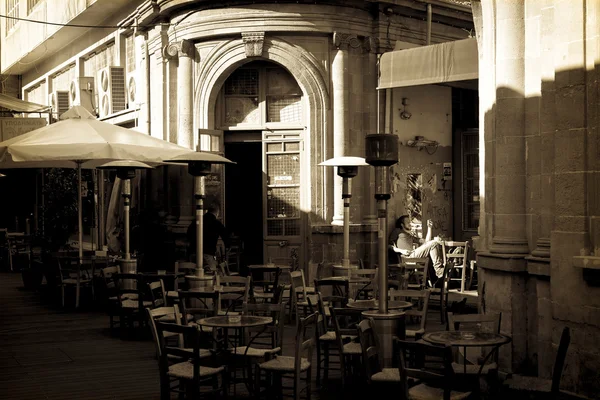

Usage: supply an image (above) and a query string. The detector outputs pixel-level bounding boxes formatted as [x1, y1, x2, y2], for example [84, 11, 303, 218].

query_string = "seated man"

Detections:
[391, 215, 444, 286]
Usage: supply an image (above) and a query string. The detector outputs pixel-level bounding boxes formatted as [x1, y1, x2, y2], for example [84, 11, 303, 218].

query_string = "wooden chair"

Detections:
[447, 312, 502, 376]
[217, 260, 239, 276]
[356, 318, 400, 389]
[148, 279, 167, 308]
[113, 273, 153, 338]
[350, 268, 378, 300]
[396, 338, 472, 400]
[442, 241, 470, 293]
[389, 289, 431, 340]
[100, 265, 121, 333]
[402, 257, 430, 290]
[239, 286, 286, 350]
[308, 292, 342, 387]
[504, 327, 571, 399]
[255, 312, 318, 400]
[167, 261, 197, 299]
[155, 321, 228, 400]
[177, 290, 219, 326]
[147, 305, 183, 358]
[290, 270, 316, 323]
[250, 266, 281, 303]
[428, 259, 453, 324]
[218, 275, 250, 315]
[330, 307, 364, 387]
[57, 255, 95, 308]
[313, 278, 349, 310]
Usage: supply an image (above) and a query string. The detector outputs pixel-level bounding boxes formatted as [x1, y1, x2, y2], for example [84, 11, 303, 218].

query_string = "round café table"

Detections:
[422, 331, 512, 376]
[197, 315, 273, 396]
[346, 299, 413, 310]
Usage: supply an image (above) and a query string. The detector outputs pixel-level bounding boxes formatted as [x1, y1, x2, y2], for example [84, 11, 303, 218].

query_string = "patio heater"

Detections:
[363, 133, 404, 368]
[98, 160, 152, 276]
[319, 156, 368, 269]
[164, 151, 235, 277]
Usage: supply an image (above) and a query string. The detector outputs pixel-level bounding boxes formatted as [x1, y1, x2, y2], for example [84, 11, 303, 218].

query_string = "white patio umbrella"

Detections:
[0, 106, 191, 266]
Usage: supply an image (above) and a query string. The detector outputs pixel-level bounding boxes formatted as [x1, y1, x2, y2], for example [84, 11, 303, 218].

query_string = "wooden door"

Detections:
[262, 130, 304, 271]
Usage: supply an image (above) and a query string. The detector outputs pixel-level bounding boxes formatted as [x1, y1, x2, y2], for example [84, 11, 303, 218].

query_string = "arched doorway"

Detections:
[217, 61, 306, 269]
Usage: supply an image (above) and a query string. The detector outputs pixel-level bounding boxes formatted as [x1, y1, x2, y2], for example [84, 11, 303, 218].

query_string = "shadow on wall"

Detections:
[478, 59, 600, 398]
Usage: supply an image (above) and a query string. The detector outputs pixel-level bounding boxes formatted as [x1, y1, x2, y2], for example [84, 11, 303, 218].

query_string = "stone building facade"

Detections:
[473, 0, 600, 397]
[0, 0, 472, 276]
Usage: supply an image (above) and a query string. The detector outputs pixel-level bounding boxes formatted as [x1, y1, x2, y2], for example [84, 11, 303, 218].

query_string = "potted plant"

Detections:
[31, 168, 79, 290]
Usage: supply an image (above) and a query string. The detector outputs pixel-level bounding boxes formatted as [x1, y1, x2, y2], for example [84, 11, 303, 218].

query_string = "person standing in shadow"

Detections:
[187, 202, 230, 273]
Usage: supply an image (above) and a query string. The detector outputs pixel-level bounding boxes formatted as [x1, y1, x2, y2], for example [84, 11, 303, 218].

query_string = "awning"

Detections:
[378, 38, 478, 89]
[0, 93, 51, 113]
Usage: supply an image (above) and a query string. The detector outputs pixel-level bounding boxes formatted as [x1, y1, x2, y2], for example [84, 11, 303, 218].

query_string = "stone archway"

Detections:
[193, 35, 330, 221]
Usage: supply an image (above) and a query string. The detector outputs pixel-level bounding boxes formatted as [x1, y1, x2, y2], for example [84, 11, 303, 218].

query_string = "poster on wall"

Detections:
[443, 162, 452, 180]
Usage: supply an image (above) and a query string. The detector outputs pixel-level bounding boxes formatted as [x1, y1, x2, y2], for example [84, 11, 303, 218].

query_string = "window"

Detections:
[462, 129, 479, 231]
[5, 0, 19, 33]
[265, 138, 302, 237]
[221, 62, 303, 127]
[27, 0, 41, 14]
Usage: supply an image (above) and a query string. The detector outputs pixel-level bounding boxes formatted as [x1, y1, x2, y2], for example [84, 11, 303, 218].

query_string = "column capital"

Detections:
[164, 39, 194, 60]
[242, 31, 265, 57]
[333, 32, 361, 50]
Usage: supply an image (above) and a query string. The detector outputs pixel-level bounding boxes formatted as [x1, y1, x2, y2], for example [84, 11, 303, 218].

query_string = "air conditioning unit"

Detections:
[69, 77, 95, 114]
[48, 90, 70, 118]
[97, 66, 126, 118]
[127, 73, 137, 109]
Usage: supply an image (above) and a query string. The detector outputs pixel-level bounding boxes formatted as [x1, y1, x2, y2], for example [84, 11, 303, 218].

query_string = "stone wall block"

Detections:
[497, 3, 524, 20]
[526, 214, 541, 249]
[497, 62, 526, 96]
[495, 97, 525, 137]
[586, 172, 600, 218]
[496, 19, 526, 60]
[553, 216, 588, 234]
[495, 174, 526, 214]
[524, 95, 540, 135]
[495, 214, 530, 241]
[524, 0, 542, 18]
[525, 135, 541, 175]
[539, 93, 556, 134]
[554, 172, 586, 217]
[555, 85, 586, 130]
[537, 339, 554, 378]
[540, 133, 554, 174]
[578, 352, 600, 398]
[496, 137, 527, 175]
[554, 129, 585, 173]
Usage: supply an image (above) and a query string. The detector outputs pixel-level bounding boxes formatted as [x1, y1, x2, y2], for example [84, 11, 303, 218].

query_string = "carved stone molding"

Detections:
[242, 32, 265, 57]
[164, 39, 194, 60]
[333, 32, 361, 50]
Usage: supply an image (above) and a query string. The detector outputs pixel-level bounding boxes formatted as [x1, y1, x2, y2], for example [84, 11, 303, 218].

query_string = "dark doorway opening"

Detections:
[224, 141, 263, 268]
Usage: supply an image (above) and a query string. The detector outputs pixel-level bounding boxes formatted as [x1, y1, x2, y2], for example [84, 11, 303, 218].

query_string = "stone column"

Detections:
[331, 32, 358, 226]
[530, 0, 554, 261]
[362, 36, 378, 225]
[134, 31, 150, 134]
[489, 1, 529, 256]
[165, 39, 195, 228]
[476, 0, 529, 374]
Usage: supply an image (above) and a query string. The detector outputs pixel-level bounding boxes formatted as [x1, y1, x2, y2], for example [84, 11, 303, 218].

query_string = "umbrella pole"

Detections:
[77, 162, 83, 264]
[77, 162, 83, 309]
[123, 179, 131, 260]
[195, 176, 204, 277]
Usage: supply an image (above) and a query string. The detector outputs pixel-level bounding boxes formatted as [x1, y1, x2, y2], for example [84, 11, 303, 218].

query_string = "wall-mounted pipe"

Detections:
[426, 3, 432, 45]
